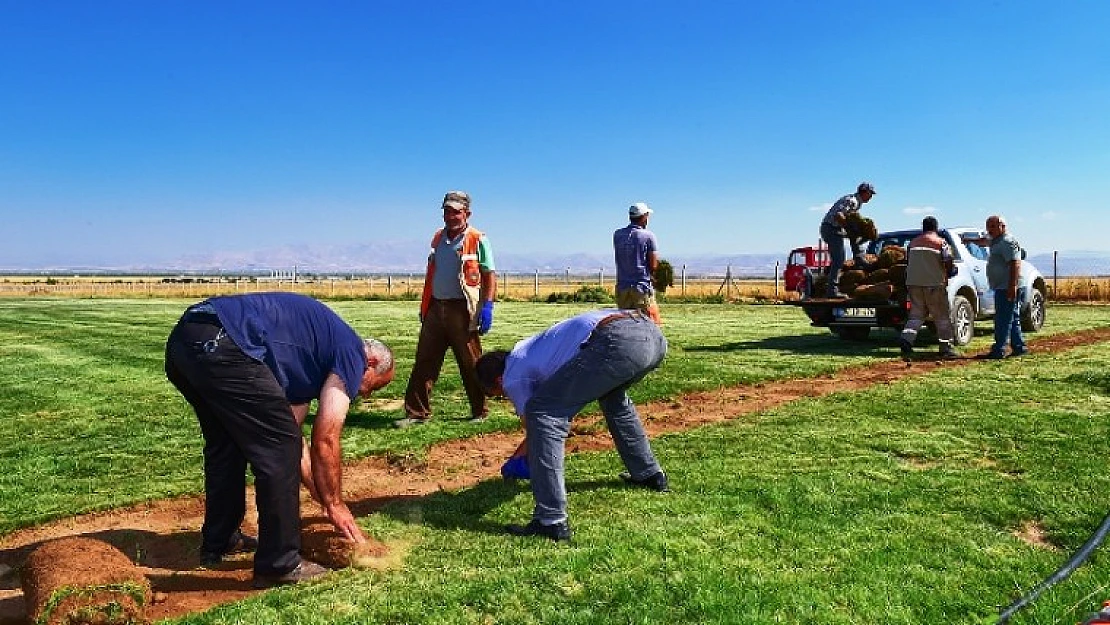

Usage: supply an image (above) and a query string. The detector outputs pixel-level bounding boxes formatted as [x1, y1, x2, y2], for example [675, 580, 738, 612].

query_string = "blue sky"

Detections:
[1, 1, 1108, 268]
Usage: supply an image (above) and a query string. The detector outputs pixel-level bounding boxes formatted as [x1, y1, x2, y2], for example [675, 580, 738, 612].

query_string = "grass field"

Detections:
[3, 299, 1110, 623]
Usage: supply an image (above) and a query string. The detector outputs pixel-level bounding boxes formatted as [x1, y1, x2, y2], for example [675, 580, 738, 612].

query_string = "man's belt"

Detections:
[595, 310, 644, 330]
[182, 302, 222, 326]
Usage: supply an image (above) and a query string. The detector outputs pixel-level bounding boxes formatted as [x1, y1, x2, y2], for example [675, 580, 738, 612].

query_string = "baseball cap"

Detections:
[442, 190, 470, 211]
[857, 182, 876, 195]
[629, 202, 653, 218]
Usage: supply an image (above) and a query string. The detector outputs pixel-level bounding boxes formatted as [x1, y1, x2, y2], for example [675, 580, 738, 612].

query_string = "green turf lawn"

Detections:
[2, 299, 1109, 624]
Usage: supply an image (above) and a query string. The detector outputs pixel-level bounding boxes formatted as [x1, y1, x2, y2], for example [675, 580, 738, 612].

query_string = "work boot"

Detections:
[252, 560, 329, 589]
[505, 519, 572, 542]
[939, 344, 960, 360]
[392, 416, 429, 429]
[898, 338, 914, 361]
[620, 471, 670, 492]
[199, 530, 258, 566]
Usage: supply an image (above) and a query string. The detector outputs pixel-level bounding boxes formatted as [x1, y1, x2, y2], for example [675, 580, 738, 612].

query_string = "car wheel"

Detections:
[1021, 289, 1046, 332]
[950, 295, 975, 346]
[831, 326, 870, 341]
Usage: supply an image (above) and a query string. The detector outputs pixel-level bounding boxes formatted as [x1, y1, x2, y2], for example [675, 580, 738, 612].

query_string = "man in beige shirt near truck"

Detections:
[899, 216, 959, 360]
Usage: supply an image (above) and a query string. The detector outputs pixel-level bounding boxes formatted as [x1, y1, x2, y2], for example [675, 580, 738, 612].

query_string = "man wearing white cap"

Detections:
[613, 202, 662, 324]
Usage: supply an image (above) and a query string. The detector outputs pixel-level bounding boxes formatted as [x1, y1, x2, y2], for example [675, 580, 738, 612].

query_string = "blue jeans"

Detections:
[820, 223, 846, 296]
[991, 287, 1027, 356]
[523, 315, 667, 525]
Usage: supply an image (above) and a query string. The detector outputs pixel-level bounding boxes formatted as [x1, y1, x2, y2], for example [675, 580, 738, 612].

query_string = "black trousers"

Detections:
[165, 315, 303, 576]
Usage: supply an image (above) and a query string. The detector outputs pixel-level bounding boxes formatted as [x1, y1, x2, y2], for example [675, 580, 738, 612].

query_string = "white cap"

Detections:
[629, 202, 653, 218]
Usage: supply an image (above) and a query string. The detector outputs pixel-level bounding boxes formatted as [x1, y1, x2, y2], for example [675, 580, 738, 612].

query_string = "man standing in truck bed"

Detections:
[899, 216, 959, 360]
[819, 182, 876, 298]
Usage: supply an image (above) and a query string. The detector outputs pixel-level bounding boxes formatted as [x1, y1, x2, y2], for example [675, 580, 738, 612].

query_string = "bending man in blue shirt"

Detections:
[475, 309, 669, 541]
[165, 292, 395, 588]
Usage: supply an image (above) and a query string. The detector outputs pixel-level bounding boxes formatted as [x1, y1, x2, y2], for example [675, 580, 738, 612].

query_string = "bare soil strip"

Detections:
[2, 327, 1109, 623]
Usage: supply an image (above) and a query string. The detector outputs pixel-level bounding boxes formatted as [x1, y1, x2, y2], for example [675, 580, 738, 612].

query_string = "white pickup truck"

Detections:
[789, 226, 1047, 345]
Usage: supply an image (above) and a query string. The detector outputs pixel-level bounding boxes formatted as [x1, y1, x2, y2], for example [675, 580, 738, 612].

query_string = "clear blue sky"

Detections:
[2, 1, 1107, 267]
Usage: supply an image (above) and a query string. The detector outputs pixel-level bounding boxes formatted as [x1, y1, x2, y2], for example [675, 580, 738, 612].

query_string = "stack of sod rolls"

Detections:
[811, 244, 909, 300]
[22, 537, 151, 625]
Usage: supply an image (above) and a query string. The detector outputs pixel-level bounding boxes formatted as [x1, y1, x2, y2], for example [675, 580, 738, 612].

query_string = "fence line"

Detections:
[3, 253, 1110, 302]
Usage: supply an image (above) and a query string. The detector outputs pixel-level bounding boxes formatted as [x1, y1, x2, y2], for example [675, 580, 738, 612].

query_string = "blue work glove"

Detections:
[477, 300, 494, 335]
[500, 455, 530, 480]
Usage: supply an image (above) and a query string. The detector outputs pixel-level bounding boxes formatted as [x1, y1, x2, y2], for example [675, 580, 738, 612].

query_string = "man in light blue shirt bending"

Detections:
[475, 309, 670, 541]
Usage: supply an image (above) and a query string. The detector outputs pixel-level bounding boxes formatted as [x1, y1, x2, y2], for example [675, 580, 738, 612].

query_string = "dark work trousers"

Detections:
[403, 298, 487, 419]
[164, 314, 303, 576]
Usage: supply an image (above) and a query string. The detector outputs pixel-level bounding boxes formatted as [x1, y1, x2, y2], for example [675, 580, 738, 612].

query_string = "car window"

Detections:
[965, 242, 989, 261]
[868, 236, 912, 255]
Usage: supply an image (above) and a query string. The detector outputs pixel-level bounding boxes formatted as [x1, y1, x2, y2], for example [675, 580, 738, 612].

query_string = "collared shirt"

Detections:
[905, 231, 953, 287]
[986, 233, 1023, 290]
[431, 229, 496, 299]
[502, 309, 621, 415]
[613, 224, 658, 292]
[821, 193, 862, 227]
[206, 292, 367, 404]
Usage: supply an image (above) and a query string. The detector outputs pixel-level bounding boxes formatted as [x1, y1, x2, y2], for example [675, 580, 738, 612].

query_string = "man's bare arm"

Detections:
[481, 268, 497, 302]
[290, 403, 322, 503]
[1008, 259, 1021, 301]
[311, 374, 366, 542]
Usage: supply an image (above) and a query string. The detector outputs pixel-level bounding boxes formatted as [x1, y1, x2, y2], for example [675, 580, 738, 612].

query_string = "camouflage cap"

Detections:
[442, 190, 471, 211]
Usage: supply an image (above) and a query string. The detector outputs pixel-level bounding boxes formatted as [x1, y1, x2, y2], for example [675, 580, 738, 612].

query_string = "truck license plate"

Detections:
[835, 307, 876, 319]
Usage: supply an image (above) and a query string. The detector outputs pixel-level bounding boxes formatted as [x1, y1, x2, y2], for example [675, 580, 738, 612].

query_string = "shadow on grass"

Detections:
[376, 477, 625, 538]
[682, 326, 992, 355]
[682, 333, 896, 355]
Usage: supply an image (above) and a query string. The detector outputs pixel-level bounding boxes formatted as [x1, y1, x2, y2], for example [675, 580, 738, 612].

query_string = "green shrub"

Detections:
[546, 285, 613, 304]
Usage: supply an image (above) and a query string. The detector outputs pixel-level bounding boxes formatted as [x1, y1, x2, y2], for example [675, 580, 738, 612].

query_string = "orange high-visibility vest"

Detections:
[420, 227, 484, 330]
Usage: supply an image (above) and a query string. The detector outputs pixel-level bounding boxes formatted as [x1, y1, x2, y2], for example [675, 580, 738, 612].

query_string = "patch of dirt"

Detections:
[1, 327, 1108, 624]
[1013, 520, 1059, 551]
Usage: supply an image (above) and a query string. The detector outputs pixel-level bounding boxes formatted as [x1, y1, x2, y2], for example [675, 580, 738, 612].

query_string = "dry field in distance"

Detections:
[1, 273, 1108, 302]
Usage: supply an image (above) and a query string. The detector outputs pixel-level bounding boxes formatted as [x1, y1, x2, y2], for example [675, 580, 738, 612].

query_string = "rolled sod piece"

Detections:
[852, 281, 894, 301]
[22, 536, 151, 625]
[300, 522, 389, 569]
[888, 263, 908, 286]
[877, 245, 907, 269]
[837, 269, 867, 292]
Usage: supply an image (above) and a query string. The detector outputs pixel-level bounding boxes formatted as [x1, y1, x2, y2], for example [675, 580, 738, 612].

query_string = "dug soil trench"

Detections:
[2, 327, 1109, 624]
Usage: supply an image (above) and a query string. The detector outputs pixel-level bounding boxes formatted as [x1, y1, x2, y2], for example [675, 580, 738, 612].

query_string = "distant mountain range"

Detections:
[2, 242, 1108, 278]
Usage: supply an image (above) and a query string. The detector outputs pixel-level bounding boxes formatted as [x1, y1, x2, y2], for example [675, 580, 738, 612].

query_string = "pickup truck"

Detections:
[788, 227, 1047, 345]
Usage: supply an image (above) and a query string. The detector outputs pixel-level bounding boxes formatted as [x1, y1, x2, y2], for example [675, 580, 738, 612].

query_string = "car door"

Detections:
[958, 231, 994, 315]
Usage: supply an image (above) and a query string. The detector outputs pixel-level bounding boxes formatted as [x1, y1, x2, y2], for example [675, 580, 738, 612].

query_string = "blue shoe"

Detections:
[501, 456, 530, 480]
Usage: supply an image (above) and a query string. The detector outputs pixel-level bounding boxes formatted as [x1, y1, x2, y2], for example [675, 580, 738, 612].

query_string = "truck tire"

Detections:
[831, 326, 870, 341]
[1021, 289, 1046, 332]
[950, 295, 975, 346]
